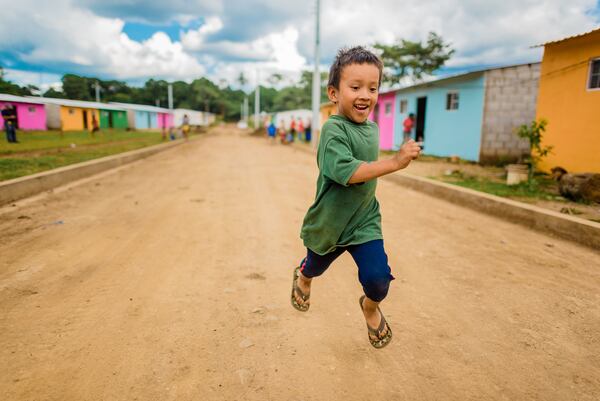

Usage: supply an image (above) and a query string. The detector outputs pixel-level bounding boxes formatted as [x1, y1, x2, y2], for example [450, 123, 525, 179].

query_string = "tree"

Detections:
[237, 72, 248, 87]
[299, 70, 328, 104]
[62, 74, 92, 100]
[192, 78, 221, 113]
[0, 67, 32, 95]
[267, 73, 283, 86]
[373, 32, 454, 86]
[43, 87, 66, 98]
[516, 119, 553, 185]
[138, 79, 168, 107]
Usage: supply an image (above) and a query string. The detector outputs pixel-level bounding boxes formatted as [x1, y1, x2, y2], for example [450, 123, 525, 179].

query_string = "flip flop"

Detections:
[359, 295, 393, 349]
[291, 265, 310, 312]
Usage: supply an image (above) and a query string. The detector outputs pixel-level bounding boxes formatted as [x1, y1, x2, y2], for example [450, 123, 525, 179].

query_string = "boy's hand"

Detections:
[394, 139, 421, 170]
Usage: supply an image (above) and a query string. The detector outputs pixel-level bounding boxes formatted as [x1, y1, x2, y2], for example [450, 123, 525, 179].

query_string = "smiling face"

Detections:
[328, 63, 380, 124]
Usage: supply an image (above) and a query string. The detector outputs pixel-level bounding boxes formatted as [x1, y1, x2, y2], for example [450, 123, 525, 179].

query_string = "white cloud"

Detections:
[0, 0, 205, 80]
[3, 69, 62, 93]
[296, 0, 599, 68]
[180, 17, 224, 49]
[181, 23, 307, 88]
[0, 0, 598, 88]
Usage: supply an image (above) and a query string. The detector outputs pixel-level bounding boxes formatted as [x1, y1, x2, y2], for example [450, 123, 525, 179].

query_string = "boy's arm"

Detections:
[348, 139, 421, 184]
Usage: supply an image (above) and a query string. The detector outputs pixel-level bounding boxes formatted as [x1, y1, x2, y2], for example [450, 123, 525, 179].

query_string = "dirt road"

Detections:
[1, 127, 599, 401]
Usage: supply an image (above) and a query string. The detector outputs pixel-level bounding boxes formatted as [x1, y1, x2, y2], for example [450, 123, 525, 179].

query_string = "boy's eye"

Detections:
[370, 88, 377, 92]
[351, 86, 359, 90]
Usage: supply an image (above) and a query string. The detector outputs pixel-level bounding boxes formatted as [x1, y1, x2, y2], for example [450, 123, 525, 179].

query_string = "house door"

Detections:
[415, 97, 427, 143]
[372, 103, 379, 123]
[82, 110, 88, 129]
[108, 112, 114, 128]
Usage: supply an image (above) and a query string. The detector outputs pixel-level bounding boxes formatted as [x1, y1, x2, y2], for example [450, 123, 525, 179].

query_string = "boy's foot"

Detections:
[291, 266, 312, 312]
[359, 295, 392, 349]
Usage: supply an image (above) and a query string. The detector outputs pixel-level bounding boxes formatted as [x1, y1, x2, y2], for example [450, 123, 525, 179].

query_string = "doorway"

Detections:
[108, 112, 114, 128]
[372, 103, 379, 123]
[82, 110, 88, 129]
[415, 97, 427, 143]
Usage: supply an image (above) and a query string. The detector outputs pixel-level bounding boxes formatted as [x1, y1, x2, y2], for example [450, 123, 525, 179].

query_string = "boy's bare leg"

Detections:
[293, 271, 312, 307]
[360, 296, 389, 339]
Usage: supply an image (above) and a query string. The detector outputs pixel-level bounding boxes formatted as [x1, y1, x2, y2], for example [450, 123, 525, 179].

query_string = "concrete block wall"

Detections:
[480, 63, 541, 164]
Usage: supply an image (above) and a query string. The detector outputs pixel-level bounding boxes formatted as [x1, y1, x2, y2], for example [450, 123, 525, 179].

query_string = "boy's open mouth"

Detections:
[354, 104, 369, 112]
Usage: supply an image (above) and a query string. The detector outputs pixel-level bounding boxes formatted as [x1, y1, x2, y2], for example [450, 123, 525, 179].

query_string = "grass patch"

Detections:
[0, 129, 172, 181]
[0, 129, 164, 155]
[436, 174, 560, 201]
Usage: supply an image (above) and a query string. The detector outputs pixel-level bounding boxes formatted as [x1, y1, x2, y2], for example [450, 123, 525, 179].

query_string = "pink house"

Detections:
[158, 112, 173, 129]
[0, 94, 47, 130]
[370, 91, 396, 150]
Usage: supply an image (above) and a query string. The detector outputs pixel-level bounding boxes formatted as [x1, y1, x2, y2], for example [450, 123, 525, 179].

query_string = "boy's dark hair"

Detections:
[327, 46, 383, 89]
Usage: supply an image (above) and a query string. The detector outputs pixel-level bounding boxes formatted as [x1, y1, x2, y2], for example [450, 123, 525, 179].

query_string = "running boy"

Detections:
[290, 46, 421, 349]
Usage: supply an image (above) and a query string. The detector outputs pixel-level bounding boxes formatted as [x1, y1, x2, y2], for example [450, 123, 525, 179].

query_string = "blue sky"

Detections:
[0, 0, 598, 92]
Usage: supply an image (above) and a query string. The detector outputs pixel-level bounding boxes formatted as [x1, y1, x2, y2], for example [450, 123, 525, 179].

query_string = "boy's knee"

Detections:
[362, 274, 393, 303]
[300, 256, 328, 279]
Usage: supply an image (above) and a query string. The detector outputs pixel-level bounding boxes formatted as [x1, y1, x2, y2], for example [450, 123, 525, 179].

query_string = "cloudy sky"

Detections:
[0, 0, 599, 91]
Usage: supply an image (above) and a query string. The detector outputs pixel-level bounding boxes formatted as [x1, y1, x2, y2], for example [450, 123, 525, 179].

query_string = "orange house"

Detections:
[536, 28, 600, 173]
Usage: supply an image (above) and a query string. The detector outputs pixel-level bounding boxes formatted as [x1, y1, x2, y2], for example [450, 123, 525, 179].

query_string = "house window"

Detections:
[28, 106, 36, 113]
[385, 103, 392, 115]
[589, 58, 600, 89]
[399, 99, 408, 113]
[446, 92, 459, 110]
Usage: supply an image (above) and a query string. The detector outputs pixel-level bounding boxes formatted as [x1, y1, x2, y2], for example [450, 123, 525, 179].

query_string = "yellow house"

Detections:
[320, 102, 336, 128]
[31, 98, 123, 131]
[536, 28, 600, 173]
[58, 104, 99, 131]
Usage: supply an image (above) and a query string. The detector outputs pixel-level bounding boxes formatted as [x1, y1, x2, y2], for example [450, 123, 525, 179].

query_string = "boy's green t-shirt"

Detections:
[300, 114, 382, 255]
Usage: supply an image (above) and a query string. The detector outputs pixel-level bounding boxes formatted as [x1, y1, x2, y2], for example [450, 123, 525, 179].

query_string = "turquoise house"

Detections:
[110, 102, 172, 130]
[381, 63, 541, 163]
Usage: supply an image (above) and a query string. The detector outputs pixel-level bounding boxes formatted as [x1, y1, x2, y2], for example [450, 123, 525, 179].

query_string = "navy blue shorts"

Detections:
[300, 239, 394, 302]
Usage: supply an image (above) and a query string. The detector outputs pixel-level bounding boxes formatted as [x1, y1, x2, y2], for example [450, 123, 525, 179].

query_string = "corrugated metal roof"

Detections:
[533, 27, 600, 47]
[26, 96, 126, 111]
[379, 61, 541, 96]
[173, 108, 204, 114]
[110, 102, 171, 113]
[0, 93, 46, 104]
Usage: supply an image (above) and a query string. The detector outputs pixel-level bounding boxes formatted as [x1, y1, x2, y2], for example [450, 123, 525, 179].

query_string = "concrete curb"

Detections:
[290, 142, 600, 250]
[0, 139, 184, 206]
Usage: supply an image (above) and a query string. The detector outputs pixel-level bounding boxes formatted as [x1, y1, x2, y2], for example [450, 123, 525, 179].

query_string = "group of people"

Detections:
[2, 104, 18, 143]
[266, 116, 312, 144]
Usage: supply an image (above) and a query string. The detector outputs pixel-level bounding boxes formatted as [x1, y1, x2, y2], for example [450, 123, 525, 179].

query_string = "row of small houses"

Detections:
[321, 28, 600, 173]
[0, 95, 215, 131]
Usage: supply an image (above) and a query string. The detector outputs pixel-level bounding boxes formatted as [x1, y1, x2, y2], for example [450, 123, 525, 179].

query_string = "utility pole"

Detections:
[243, 97, 249, 123]
[311, 0, 321, 149]
[167, 83, 173, 110]
[254, 69, 260, 129]
[94, 81, 101, 102]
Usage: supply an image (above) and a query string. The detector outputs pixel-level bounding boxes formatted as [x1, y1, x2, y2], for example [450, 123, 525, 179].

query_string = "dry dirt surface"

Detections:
[1, 126, 599, 401]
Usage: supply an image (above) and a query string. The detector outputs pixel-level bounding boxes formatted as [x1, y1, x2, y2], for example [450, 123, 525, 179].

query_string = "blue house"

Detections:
[384, 63, 541, 163]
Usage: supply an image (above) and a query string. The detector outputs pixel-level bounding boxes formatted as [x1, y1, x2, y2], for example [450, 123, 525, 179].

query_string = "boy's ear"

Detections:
[327, 85, 338, 104]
